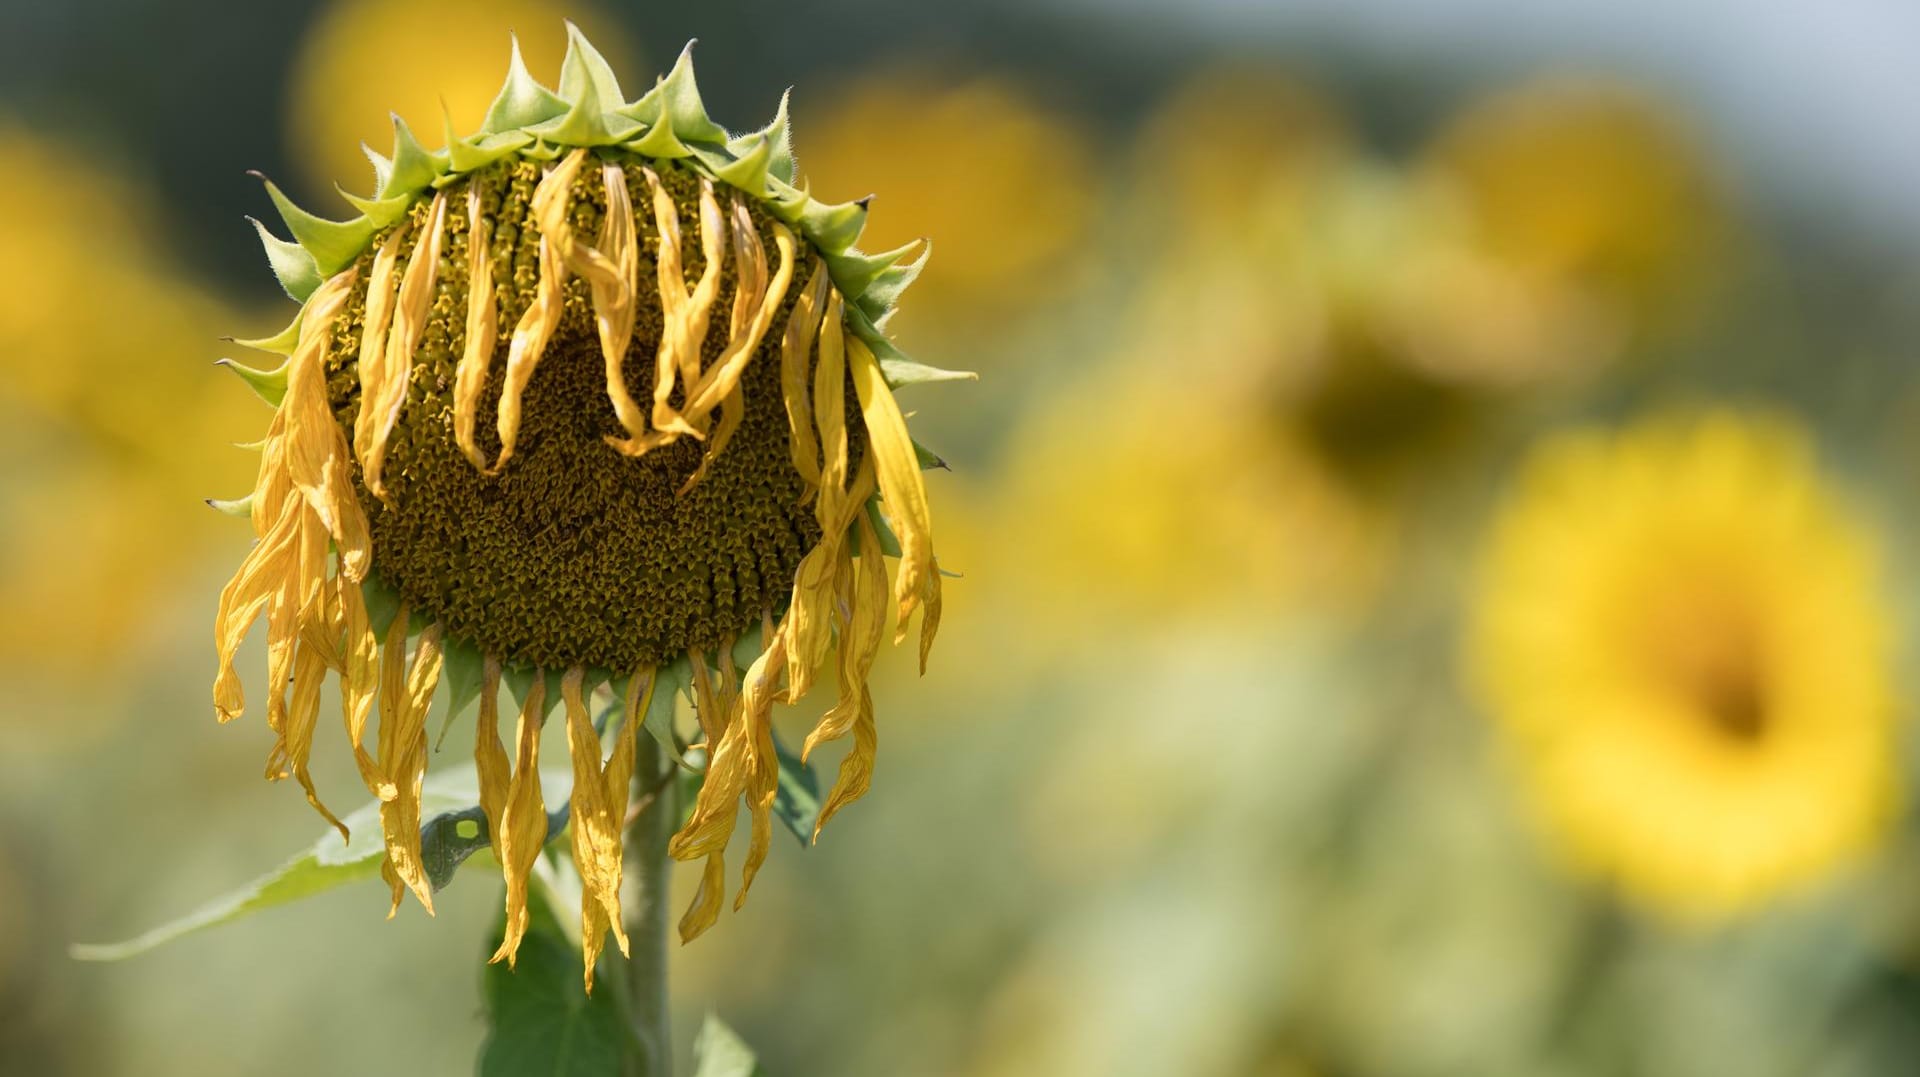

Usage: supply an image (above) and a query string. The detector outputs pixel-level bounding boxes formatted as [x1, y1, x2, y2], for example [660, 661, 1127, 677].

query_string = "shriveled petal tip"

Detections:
[489, 670, 548, 967]
[563, 665, 639, 982]
[677, 854, 726, 943]
[376, 621, 445, 915]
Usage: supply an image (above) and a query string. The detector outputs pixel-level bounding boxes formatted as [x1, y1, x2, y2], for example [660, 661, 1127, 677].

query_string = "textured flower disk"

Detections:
[211, 26, 962, 990]
[325, 159, 857, 670]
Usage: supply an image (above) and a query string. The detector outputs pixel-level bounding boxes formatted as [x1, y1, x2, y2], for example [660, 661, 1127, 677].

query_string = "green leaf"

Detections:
[478, 884, 630, 1077]
[692, 1014, 767, 1077]
[771, 727, 821, 849]
[71, 771, 490, 962]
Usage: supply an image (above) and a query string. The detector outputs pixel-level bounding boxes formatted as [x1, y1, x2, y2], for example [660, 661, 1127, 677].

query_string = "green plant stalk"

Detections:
[624, 736, 675, 1075]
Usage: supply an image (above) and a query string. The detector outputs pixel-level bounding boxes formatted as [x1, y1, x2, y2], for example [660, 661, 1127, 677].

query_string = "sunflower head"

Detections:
[212, 26, 968, 983]
[1468, 411, 1897, 920]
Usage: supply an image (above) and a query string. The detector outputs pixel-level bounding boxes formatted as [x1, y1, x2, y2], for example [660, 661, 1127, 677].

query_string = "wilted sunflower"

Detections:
[212, 27, 963, 980]
[1469, 412, 1896, 920]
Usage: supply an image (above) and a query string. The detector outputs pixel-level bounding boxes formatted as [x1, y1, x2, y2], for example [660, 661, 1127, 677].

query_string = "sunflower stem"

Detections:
[624, 735, 676, 1076]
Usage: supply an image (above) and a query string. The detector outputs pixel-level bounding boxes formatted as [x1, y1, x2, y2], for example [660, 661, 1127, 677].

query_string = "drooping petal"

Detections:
[338, 570, 384, 795]
[278, 272, 370, 578]
[277, 633, 349, 841]
[377, 618, 445, 916]
[474, 656, 510, 863]
[490, 669, 549, 967]
[453, 179, 500, 471]
[779, 260, 831, 492]
[804, 512, 891, 837]
[848, 332, 939, 658]
[350, 226, 410, 480]
[492, 152, 587, 473]
[562, 666, 637, 990]
[580, 671, 647, 987]
[212, 489, 303, 722]
[677, 209, 797, 493]
[553, 160, 647, 444]
[364, 190, 449, 498]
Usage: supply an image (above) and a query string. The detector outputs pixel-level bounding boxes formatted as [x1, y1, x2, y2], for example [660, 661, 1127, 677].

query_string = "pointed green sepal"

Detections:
[557, 21, 624, 108]
[913, 438, 950, 471]
[337, 184, 416, 230]
[481, 35, 568, 135]
[865, 495, 903, 558]
[215, 356, 290, 406]
[624, 118, 691, 159]
[224, 313, 302, 357]
[619, 41, 726, 145]
[845, 309, 978, 389]
[381, 114, 444, 199]
[248, 217, 320, 302]
[445, 129, 534, 173]
[703, 133, 771, 198]
[733, 89, 796, 185]
[206, 494, 255, 518]
[856, 238, 931, 322]
[826, 238, 920, 302]
[434, 638, 489, 750]
[257, 177, 374, 276]
[764, 176, 812, 223]
[362, 144, 393, 195]
[797, 195, 870, 255]
[526, 97, 641, 147]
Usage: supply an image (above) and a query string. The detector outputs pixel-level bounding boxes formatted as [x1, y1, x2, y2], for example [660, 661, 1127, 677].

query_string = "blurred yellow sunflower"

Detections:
[1422, 77, 1730, 333]
[988, 368, 1387, 627]
[799, 69, 1094, 339]
[287, 0, 634, 195]
[1468, 411, 1897, 920]
[0, 125, 259, 679]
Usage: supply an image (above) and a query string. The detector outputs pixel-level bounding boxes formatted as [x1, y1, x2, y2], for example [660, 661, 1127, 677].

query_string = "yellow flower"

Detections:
[989, 368, 1388, 626]
[0, 125, 259, 676]
[1421, 77, 1730, 335]
[1468, 412, 1897, 920]
[798, 69, 1095, 337]
[286, 0, 634, 196]
[213, 28, 962, 985]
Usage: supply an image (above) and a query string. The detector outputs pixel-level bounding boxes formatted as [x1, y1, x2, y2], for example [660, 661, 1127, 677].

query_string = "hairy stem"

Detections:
[624, 736, 676, 1075]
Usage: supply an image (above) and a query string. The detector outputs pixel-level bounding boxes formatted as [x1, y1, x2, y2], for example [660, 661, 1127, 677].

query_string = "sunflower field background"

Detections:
[5, 1, 1920, 1075]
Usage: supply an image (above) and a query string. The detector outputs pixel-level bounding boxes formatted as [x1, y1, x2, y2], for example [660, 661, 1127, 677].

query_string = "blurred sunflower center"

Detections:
[1638, 587, 1767, 742]
[324, 159, 855, 670]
